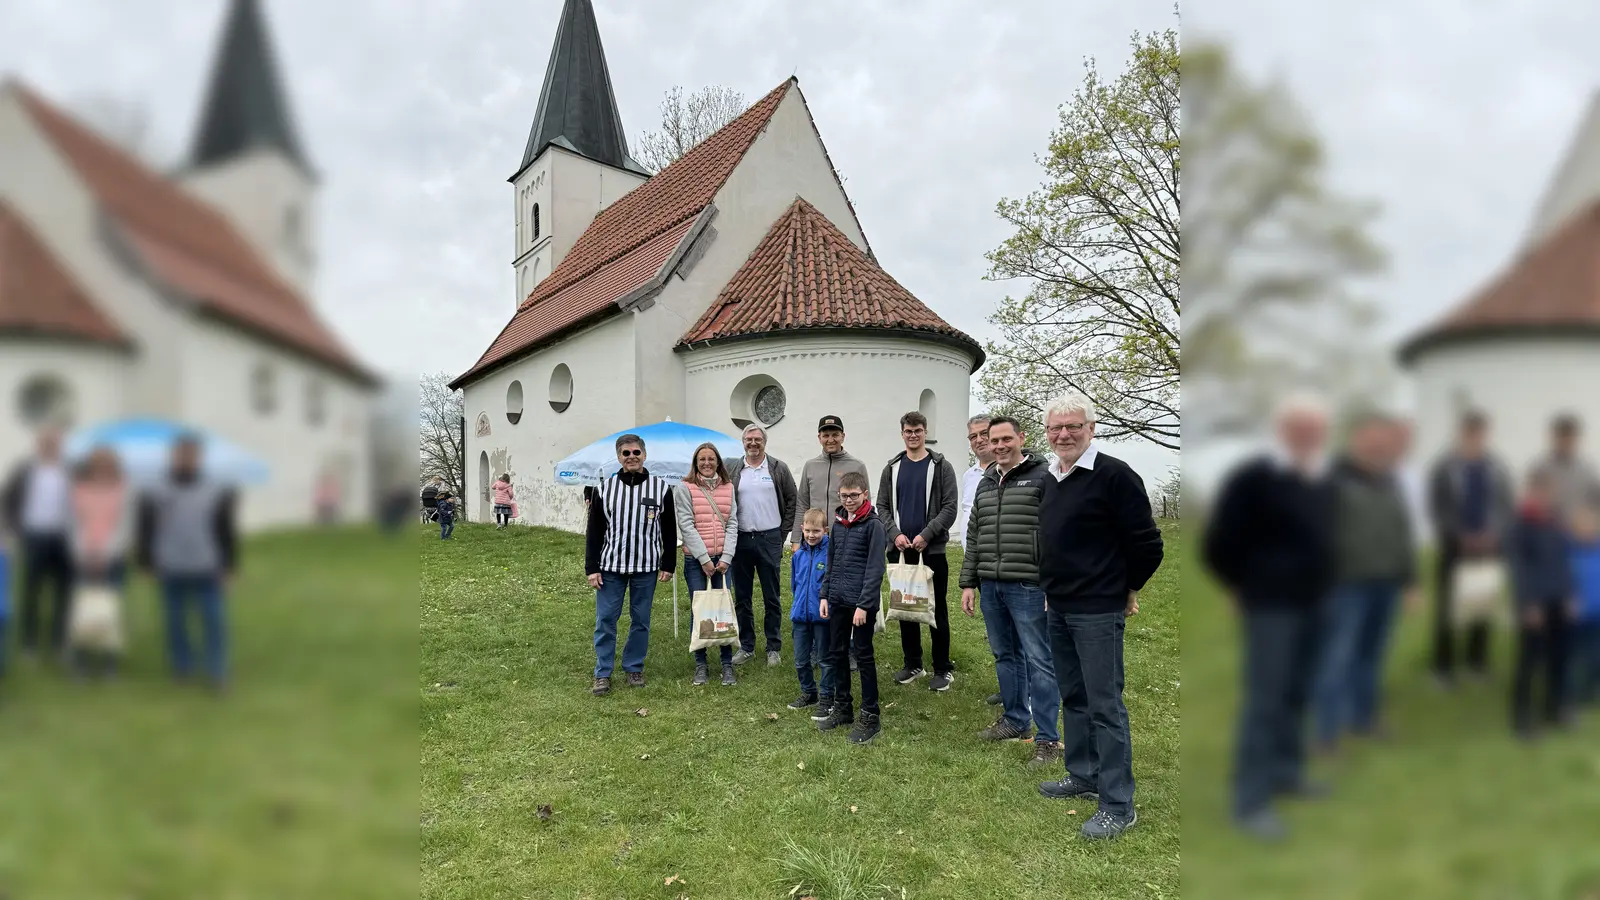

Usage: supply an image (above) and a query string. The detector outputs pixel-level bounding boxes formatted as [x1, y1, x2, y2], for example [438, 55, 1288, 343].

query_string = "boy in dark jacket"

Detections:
[1570, 504, 1600, 708]
[437, 492, 456, 540]
[788, 508, 834, 715]
[1508, 471, 1575, 737]
[818, 472, 887, 743]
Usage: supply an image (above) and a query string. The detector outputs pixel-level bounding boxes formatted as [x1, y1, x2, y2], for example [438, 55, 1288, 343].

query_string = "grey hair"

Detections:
[614, 433, 645, 452]
[1043, 390, 1098, 426]
[966, 414, 992, 430]
[1274, 390, 1332, 424]
[741, 424, 767, 440]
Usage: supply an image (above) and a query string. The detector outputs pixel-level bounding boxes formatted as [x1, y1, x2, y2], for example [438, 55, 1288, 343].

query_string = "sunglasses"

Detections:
[619, 449, 643, 458]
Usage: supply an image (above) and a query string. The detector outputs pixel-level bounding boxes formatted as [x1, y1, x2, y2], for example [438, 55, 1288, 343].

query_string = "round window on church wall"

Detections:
[549, 364, 573, 413]
[754, 384, 786, 426]
[16, 374, 72, 426]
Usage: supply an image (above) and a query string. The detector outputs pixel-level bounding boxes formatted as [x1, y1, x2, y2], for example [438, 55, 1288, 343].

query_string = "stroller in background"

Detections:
[421, 483, 441, 523]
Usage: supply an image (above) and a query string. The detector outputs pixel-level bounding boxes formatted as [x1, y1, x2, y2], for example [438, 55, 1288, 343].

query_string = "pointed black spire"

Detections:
[188, 0, 313, 176]
[515, 0, 647, 179]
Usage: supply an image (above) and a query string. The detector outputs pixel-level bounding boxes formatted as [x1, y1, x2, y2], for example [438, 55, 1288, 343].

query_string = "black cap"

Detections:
[818, 415, 844, 433]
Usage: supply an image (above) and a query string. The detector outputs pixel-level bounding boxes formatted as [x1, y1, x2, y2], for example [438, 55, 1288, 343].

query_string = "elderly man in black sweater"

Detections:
[1032, 391, 1165, 841]
[1203, 393, 1338, 841]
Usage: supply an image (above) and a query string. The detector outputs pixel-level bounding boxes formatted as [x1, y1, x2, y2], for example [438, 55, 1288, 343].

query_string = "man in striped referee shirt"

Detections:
[584, 434, 678, 696]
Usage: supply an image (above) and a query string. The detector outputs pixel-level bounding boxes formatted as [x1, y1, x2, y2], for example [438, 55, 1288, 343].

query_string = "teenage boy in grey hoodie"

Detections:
[792, 416, 870, 545]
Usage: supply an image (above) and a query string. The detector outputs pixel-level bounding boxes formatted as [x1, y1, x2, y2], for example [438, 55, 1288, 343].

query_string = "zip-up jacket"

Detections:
[790, 536, 830, 622]
[821, 504, 887, 612]
[792, 450, 870, 544]
[876, 450, 961, 554]
[958, 453, 1050, 589]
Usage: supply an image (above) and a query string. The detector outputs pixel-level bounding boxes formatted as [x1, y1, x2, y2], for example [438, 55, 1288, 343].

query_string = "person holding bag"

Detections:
[68, 447, 134, 678]
[674, 443, 740, 687]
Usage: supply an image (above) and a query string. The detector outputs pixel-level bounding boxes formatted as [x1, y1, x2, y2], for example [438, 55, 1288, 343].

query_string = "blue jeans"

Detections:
[1574, 621, 1600, 706]
[979, 580, 1059, 743]
[1234, 607, 1320, 817]
[1050, 609, 1134, 817]
[161, 574, 227, 682]
[440, 519, 454, 539]
[1313, 580, 1403, 746]
[793, 620, 834, 697]
[594, 571, 658, 678]
[683, 558, 733, 666]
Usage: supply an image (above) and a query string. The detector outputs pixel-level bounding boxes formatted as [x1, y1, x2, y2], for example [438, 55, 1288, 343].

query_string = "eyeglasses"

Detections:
[619, 449, 643, 458]
[838, 491, 865, 501]
[1046, 424, 1087, 436]
[902, 429, 926, 437]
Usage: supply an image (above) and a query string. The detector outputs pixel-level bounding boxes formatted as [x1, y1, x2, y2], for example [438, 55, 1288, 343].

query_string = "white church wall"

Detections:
[180, 149, 316, 298]
[183, 315, 374, 531]
[511, 160, 553, 307]
[461, 312, 635, 533]
[1411, 338, 1600, 483]
[0, 340, 129, 465]
[633, 85, 872, 428]
[548, 147, 646, 272]
[682, 333, 974, 509]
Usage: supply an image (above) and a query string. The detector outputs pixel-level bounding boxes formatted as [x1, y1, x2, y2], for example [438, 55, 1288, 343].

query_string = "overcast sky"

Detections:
[3, 0, 1183, 478]
[1188, 0, 1599, 344]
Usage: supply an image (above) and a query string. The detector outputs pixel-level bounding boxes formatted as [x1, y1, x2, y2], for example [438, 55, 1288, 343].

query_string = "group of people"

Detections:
[0, 427, 240, 690]
[580, 391, 1166, 840]
[1204, 397, 1600, 841]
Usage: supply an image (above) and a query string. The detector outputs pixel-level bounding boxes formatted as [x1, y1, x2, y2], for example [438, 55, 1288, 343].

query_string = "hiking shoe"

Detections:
[591, 677, 611, 696]
[849, 655, 858, 672]
[893, 666, 926, 685]
[1234, 808, 1286, 842]
[929, 671, 954, 692]
[1082, 808, 1137, 840]
[818, 704, 854, 732]
[731, 649, 754, 665]
[767, 650, 782, 667]
[978, 718, 1032, 742]
[626, 672, 645, 688]
[721, 664, 737, 686]
[847, 712, 881, 744]
[985, 692, 1003, 706]
[692, 664, 709, 686]
[1028, 740, 1064, 768]
[811, 697, 834, 721]
[1039, 775, 1099, 800]
[788, 693, 819, 710]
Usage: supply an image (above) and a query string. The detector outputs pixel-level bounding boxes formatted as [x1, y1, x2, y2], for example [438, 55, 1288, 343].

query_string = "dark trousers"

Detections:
[1432, 542, 1490, 677]
[793, 620, 834, 697]
[829, 605, 879, 715]
[20, 532, 73, 653]
[1234, 606, 1321, 818]
[1573, 621, 1600, 706]
[1511, 601, 1571, 729]
[731, 528, 783, 653]
[440, 519, 454, 539]
[1050, 609, 1134, 817]
[891, 548, 951, 674]
[1313, 580, 1403, 746]
[162, 574, 227, 682]
[683, 560, 733, 666]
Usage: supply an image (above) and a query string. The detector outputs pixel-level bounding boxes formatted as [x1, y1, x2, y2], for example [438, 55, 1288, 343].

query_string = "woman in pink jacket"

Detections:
[491, 474, 515, 528]
[673, 443, 740, 686]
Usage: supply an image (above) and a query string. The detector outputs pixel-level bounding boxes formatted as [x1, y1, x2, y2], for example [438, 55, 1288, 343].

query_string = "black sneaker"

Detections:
[591, 677, 611, 696]
[1081, 807, 1137, 840]
[721, 664, 737, 686]
[811, 697, 834, 721]
[847, 712, 881, 744]
[929, 671, 954, 692]
[985, 692, 1003, 706]
[788, 693, 819, 710]
[818, 704, 854, 732]
[978, 718, 1032, 742]
[893, 666, 926, 685]
[692, 664, 709, 686]
[1039, 775, 1098, 800]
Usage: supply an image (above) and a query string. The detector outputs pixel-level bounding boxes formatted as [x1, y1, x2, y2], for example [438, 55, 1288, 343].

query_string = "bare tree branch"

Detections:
[634, 85, 747, 173]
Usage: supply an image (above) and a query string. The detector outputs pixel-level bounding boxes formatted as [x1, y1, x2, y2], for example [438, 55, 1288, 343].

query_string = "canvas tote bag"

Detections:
[67, 583, 124, 653]
[884, 552, 938, 626]
[1453, 558, 1507, 626]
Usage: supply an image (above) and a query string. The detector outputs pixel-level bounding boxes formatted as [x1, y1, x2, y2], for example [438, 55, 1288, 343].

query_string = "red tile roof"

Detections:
[1401, 198, 1600, 363]
[451, 79, 796, 386]
[0, 202, 129, 347]
[678, 197, 982, 366]
[14, 83, 372, 383]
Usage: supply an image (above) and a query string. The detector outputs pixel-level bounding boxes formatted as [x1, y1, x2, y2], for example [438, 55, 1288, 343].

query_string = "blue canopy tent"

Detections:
[555, 419, 744, 634]
[64, 418, 270, 486]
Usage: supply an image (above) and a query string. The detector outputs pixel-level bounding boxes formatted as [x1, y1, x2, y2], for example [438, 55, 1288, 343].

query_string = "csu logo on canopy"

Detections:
[558, 471, 578, 478]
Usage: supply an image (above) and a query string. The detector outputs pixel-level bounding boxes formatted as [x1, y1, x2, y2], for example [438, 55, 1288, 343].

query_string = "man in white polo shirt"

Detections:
[725, 425, 798, 666]
[955, 414, 1002, 706]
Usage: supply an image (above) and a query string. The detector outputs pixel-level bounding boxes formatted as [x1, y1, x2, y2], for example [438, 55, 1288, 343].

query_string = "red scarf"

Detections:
[837, 500, 874, 526]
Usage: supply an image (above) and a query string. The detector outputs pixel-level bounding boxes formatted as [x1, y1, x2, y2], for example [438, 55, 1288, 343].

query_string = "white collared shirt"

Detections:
[735, 455, 782, 532]
[1048, 443, 1100, 481]
[1270, 446, 1331, 481]
[953, 462, 988, 546]
[21, 461, 70, 534]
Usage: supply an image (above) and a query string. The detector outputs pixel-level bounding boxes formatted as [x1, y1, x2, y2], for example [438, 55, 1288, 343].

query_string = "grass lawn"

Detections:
[1182, 541, 1600, 900]
[420, 522, 1182, 899]
[0, 528, 417, 899]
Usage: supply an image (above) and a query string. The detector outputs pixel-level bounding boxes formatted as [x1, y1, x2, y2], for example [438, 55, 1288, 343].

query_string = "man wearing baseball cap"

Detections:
[794, 416, 871, 548]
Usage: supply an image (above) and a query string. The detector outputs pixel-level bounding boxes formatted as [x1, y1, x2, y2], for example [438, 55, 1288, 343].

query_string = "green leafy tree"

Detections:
[982, 28, 1180, 450]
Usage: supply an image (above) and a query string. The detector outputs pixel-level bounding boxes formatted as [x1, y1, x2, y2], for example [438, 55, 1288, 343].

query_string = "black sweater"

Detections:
[1203, 455, 1337, 610]
[1038, 451, 1165, 614]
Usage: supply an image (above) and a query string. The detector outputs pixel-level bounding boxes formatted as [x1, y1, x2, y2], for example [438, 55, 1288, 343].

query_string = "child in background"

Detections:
[1508, 470, 1575, 737]
[817, 471, 887, 744]
[437, 492, 456, 540]
[492, 474, 515, 529]
[1568, 503, 1600, 708]
[788, 508, 833, 717]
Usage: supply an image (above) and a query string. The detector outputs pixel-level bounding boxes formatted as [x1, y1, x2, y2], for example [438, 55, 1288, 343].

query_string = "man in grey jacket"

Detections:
[792, 415, 870, 545]
[725, 424, 797, 666]
[876, 411, 961, 691]
[1531, 414, 1600, 528]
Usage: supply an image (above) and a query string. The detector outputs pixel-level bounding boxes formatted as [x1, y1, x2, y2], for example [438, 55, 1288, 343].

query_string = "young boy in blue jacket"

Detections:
[817, 471, 887, 744]
[1568, 503, 1600, 708]
[788, 508, 834, 716]
[1508, 471, 1575, 737]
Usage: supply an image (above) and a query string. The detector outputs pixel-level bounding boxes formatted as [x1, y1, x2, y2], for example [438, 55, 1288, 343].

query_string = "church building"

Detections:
[452, 0, 985, 530]
[0, 0, 377, 529]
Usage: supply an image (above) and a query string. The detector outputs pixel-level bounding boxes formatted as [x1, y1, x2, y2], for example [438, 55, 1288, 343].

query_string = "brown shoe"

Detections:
[1027, 739, 1063, 768]
[626, 672, 645, 688]
[591, 677, 611, 696]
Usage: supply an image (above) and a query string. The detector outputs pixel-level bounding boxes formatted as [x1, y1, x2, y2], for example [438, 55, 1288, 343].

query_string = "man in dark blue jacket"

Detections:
[817, 471, 887, 744]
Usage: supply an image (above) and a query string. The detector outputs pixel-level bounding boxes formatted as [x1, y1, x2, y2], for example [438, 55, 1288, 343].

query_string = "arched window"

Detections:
[306, 378, 327, 427]
[919, 389, 937, 444]
[506, 380, 524, 424]
[532, 203, 541, 240]
[252, 364, 277, 415]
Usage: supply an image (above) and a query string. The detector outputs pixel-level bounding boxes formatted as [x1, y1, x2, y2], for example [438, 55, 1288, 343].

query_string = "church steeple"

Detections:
[515, 0, 648, 180]
[187, 0, 312, 177]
